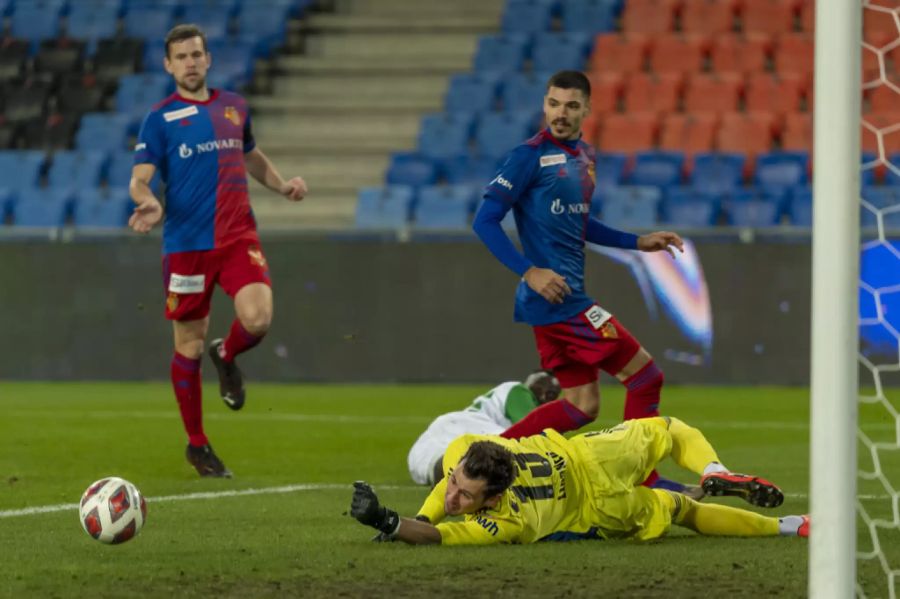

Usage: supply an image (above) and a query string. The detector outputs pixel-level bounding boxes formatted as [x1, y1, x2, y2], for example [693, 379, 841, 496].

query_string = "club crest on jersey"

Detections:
[166, 292, 179, 312]
[587, 162, 596, 184]
[248, 246, 267, 268]
[224, 106, 241, 126]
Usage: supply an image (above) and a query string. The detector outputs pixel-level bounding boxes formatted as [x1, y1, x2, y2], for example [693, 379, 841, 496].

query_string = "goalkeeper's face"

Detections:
[165, 36, 211, 95]
[444, 462, 502, 516]
[544, 87, 590, 141]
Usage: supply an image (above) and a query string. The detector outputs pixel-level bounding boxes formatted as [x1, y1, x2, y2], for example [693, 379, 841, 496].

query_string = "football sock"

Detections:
[500, 399, 594, 439]
[668, 493, 780, 536]
[668, 417, 722, 475]
[703, 462, 729, 476]
[622, 360, 663, 420]
[221, 319, 265, 362]
[778, 515, 806, 536]
[171, 352, 207, 447]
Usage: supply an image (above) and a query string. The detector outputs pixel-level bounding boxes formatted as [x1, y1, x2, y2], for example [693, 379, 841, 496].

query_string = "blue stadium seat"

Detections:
[445, 74, 499, 114]
[861, 186, 900, 228]
[355, 186, 414, 229]
[754, 151, 809, 193]
[502, 0, 553, 33]
[182, 6, 232, 41]
[661, 187, 719, 227]
[440, 155, 499, 185]
[385, 152, 439, 187]
[236, 5, 290, 56]
[475, 111, 535, 160]
[48, 151, 109, 190]
[789, 185, 812, 226]
[66, 5, 119, 55]
[531, 33, 592, 73]
[473, 34, 530, 75]
[115, 73, 172, 124]
[562, 0, 617, 34]
[0, 187, 13, 222]
[691, 152, 745, 195]
[125, 0, 182, 9]
[631, 151, 684, 188]
[861, 151, 878, 186]
[181, 0, 241, 14]
[501, 72, 551, 113]
[73, 187, 132, 228]
[595, 152, 628, 190]
[600, 186, 661, 229]
[0, 151, 46, 189]
[12, 188, 73, 227]
[208, 40, 255, 88]
[724, 189, 783, 227]
[142, 41, 167, 73]
[11, 6, 62, 48]
[414, 185, 475, 230]
[123, 6, 176, 42]
[75, 113, 133, 152]
[886, 153, 900, 186]
[417, 112, 474, 160]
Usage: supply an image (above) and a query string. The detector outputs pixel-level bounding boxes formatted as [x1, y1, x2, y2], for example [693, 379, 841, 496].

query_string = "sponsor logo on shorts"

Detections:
[168, 273, 205, 294]
[584, 305, 612, 330]
[163, 105, 200, 122]
[166, 292, 179, 312]
[490, 174, 513, 190]
[540, 153, 567, 167]
[224, 106, 241, 126]
[248, 246, 267, 268]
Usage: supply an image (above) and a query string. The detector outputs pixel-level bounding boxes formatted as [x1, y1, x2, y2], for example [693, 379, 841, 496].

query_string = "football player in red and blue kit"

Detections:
[473, 70, 688, 491]
[128, 25, 307, 477]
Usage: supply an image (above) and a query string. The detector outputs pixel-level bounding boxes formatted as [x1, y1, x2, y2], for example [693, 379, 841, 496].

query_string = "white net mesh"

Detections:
[858, 2, 900, 597]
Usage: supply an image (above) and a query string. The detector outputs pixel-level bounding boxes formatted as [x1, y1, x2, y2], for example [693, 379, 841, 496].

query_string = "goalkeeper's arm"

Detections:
[350, 481, 442, 545]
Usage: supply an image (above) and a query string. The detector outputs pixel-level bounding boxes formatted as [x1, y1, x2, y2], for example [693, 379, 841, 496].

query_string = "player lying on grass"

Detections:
[407, 372, 701, 498]
[351, 417, 809, 545]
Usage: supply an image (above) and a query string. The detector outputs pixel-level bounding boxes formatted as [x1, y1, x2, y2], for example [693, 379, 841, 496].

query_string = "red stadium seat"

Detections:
[621, 0, 678, 35]
[781, 112, 811, 151]
[588, 72, 625, 114]
[581, 114, 600, 145]
[684, 72, 743, 113]
[864, 4, 900, 40]
[745, 72, 806, 115]
[598, 112, 659, 153]
[591, 33, 649, 74]
[649, 34, 709, 75]
[739, 0, 799, 36]
[710, 33, 771, 74]
[624, 72, 684, 114]
[799, 0, 814, 33]
[717, 111, 778, 163]
[660, 113, 719, 163]
[862, 112, 900, 156]
[868, 84, 900, 114]
[681, 0, 737, 35]
[774, 34, 814, 77]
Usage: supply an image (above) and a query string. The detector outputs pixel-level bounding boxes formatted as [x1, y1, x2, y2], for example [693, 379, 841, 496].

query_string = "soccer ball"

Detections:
[79, 477, 147, 544]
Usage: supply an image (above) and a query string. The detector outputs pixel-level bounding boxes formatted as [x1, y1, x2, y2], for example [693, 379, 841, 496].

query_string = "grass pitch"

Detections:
[0, 382, 889, 597]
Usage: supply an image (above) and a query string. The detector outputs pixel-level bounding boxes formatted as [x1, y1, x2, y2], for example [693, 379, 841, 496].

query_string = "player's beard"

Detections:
[551, 119, 579, 140]
[179, 74, 206, 94]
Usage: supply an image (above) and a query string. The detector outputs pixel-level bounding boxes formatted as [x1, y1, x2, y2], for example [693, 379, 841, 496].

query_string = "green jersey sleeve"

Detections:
[503, 384, 540, 423]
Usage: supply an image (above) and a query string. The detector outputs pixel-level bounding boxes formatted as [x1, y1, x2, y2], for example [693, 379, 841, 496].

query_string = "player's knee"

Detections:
[175, 339, 204, 359]
[577, 399, 599, 420]
[239, 306, 272, 334]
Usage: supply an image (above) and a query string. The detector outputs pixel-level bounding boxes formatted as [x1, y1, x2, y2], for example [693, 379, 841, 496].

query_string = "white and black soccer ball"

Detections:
[79, 477, 147, 544]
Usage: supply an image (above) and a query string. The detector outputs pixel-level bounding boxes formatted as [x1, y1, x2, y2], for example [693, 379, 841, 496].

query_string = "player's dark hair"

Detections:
[524, 370, 562, 405]
[461, 441, 517, 498]
[546, 70, 591, 98]
[165, 24, 208, 58]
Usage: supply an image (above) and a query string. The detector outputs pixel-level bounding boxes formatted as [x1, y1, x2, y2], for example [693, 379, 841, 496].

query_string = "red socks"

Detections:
[171, 352, 207, 447]
[221, 319, 265, 362]
[622, 361, 663, 421]
[501, 399, 594, 439]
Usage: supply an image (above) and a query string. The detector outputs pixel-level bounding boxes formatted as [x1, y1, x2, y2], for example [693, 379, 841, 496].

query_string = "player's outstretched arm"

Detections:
[244, 147, 307, 201]
[128, 163, 163, 233]
[637, 231, 685, 258]
[350, 481, 441, 545]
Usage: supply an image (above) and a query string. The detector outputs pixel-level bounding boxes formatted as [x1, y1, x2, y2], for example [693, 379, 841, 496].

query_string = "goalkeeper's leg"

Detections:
[663, 491, 807, 537]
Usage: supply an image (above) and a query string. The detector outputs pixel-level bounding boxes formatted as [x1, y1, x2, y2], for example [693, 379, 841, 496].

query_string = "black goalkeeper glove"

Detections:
[350, 481, 401, 537]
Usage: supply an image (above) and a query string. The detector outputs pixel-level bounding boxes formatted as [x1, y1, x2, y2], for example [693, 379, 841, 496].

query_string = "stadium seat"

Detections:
[66, 5, 119, 55]
[754, 151, 809, 192]
[861, 113, 900, 157]
[659, 113, 718, 158]
[0, 38, 29, 83]
[475, 111, 535, 160]
[600, 186, 661, 229]
[3, 82, 51, 124]
[115, 73, 172, 124]
[532, 33, 592, 73]
[445, 74, 498, 114]
[595, 152, 629, 190]
[385, 152, 439, 187]
[473, 34, 530, 75]
[598, 113, 658, 153]
[868, 85, 900, 114]
[236, 5, 292, 57]
[623, 72, 683, 114]
[562, 0, 617, 34]
[587, 72, 624, 115]
[441, 155, 499, 185]
[182, 6, 232, 41]
[621, 0, 677, 35]
[723, 188, 784, 227]
[501, 0, 553, 33]
[93, 37, 143, 83]
[123, 6, 176, 43]
[781, 112, 811, 151]
[691, 152, 746, 194]
[799, 0, 814, 33]
[861, 152, 879, 186]
[864, 4, 898, 40]
[413, 185, 475, 230]
[591, 33, 649, 73]
[683, 73, 743, 114]
[73, 187, 132, 228]
[76, 113, 133, 153]
[788, 185, 812, 226]
[710, 33, 771, 75]
[502, 72, 550, 113]
[208, 40, 256, 89]
[12, 188, 73, 227]
[681, 0, 737, 36]
[56, 76, 107, 118]
[20, 114, 79, 151]
[0, 150, 46, 189]
[34, 39, 86, 77]
[0, 187, 13, 222]
[716, 112, 778, 163]
[774, 35, 814, 77]
[861, 186, 900, 228]
[630, 150, 684, 188]
[886, 153, 900, 186]
[649, 34, 709, 75]
[355, 186, 414, 229]
[10, 6, 62, 50]
[580, 114, 600, 145]
[418, 112, 474, 160]
[48, 150, 109, 190]
[745, 73, 806, 115]
[0, 124, 16, 149]
[740, 0, 798, 36]
[662, 187, 719, 226]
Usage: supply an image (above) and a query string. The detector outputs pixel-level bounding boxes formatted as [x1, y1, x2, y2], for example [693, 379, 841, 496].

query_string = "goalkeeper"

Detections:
[351, 417, 809, 545]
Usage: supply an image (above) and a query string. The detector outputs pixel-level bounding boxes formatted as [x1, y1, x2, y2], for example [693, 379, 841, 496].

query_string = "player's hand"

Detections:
[350, 481, 384, 526]
[128, 198, 163, 233]
[524, 267, 571, 305]
[637, 231, 684, 258]
[280, 176, 308, 202]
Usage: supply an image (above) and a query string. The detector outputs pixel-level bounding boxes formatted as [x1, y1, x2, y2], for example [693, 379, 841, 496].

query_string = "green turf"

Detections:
[0, 382, 890, 597]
